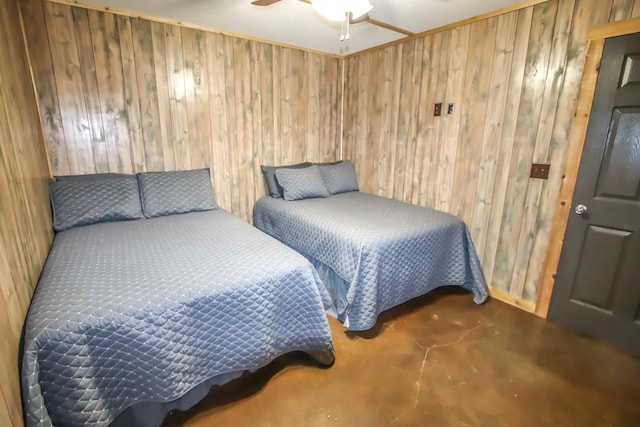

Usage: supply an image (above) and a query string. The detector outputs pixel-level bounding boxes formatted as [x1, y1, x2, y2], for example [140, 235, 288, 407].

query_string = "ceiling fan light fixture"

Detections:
[311, 0, 373, 22]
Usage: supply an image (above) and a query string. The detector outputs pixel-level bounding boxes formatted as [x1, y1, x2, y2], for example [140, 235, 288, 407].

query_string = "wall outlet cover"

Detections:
[530, 163, 550, 179]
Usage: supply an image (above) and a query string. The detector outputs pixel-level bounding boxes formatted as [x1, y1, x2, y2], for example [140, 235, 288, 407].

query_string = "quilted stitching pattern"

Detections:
[319, 160, 359, 194]
[275, 165, 330, 201]
[138, 169, 217, 218]
[261, 162, 312, 198]
[254, 192, 489, 331]
[22, 211, 334, 427]
[50, 177, 143, 232]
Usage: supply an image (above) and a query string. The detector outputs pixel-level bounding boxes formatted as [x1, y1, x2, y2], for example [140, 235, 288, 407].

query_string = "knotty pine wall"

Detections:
[18, 0, 640, 311]
[343, 0, 640, 307]
[3, 0, 636, 424]
[21, 0, 343, 223]
[0, 0, 53, 424]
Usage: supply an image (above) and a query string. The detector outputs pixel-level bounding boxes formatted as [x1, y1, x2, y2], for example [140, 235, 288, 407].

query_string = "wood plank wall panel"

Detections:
[343, 0, 640, 306]
[23, 0, 343, 222]
[0, 0, 53, 423]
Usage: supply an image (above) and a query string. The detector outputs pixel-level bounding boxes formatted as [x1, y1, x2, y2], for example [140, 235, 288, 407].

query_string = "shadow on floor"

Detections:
[162, 288, 640, 427]
[163, 351, 324, 425]
[345, 286, 472, 340]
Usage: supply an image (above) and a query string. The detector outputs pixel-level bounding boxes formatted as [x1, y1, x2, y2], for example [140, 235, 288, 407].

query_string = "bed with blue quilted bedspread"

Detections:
[253, 192, 489, 331]
[22, 210, 335, 427]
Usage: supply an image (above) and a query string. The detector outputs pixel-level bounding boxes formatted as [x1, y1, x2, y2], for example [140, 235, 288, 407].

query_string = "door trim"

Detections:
[536, 17, 640, 318]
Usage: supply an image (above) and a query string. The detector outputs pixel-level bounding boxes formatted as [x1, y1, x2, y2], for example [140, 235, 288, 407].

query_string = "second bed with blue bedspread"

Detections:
[254, 191, 490, 331]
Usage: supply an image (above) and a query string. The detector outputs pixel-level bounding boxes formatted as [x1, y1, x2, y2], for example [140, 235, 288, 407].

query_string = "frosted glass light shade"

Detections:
[311, 0, 373, 22]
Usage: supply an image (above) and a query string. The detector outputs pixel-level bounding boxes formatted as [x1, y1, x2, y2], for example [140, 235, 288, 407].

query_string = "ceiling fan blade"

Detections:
[251, 0, 282, 6]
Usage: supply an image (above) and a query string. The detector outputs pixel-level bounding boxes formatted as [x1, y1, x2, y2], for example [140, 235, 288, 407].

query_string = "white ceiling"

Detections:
[80, 0, 529, 56]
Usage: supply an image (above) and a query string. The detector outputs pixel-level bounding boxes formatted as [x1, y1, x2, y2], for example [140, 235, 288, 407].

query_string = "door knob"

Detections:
[575, 204, 588, 216]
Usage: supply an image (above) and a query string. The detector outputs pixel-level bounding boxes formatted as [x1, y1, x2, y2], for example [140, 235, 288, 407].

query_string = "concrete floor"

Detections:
[162, 288, 640, 427]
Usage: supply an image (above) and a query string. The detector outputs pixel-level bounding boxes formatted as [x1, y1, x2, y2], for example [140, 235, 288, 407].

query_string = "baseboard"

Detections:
[489, 288, 536, 313]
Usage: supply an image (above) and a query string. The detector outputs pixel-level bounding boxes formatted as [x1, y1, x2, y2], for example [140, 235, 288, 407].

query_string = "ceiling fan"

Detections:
[251, 0, 414, 36]
[252, 0, 370, 24]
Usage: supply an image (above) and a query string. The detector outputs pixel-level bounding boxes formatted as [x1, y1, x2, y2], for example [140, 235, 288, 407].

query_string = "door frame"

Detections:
[536, 17, 640, 318]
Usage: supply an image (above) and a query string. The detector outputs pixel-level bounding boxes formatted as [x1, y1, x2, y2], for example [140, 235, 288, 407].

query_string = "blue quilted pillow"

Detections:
[138, 169, 217, 218]
[275, 165, 330, 201]
[319, 160, 359, 195]
[50, 175, 143, 232]
[261, 162, 312, 198]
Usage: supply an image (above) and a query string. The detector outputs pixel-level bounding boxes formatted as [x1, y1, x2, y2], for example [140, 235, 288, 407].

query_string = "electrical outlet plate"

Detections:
[530, 163, 550, 179]
[434, 103, 442, 117]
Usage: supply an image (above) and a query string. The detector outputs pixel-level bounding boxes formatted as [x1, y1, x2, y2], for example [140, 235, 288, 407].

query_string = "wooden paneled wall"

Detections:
[20, 0, 640, 310]
[4, 0, 637, 424]
[22, 0, 343, 222]
[343, 0, 640, 307]
[0, 0, 53, 424]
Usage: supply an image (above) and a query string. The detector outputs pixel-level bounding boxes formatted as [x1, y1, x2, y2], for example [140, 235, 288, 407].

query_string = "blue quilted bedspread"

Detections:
[22, 210, 335, 427]
[253, 192, 489, 331]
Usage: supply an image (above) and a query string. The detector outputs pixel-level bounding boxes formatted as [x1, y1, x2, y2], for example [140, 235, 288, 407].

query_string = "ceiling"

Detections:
[77, 0, 531, 56]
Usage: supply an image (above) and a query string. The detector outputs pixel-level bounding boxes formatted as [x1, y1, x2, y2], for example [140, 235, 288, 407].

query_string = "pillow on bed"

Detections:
[138, 169, 217, 218]
[50, 175, 143, 232]
[319, 160, 359, 195]
[261, 162, 312, 198]
[275, 165, 330, 201]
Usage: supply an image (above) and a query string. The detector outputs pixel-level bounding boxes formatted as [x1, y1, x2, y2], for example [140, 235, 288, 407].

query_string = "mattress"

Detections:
[253, 192, 489, 331]
[22, 210, 335, 427]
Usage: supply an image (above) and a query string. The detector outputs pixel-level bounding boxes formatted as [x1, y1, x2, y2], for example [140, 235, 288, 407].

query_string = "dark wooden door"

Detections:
[549, 33, 640, 355]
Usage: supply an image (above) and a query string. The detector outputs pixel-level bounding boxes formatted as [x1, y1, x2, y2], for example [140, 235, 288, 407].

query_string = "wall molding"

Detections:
[587, 15, 640, 40]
